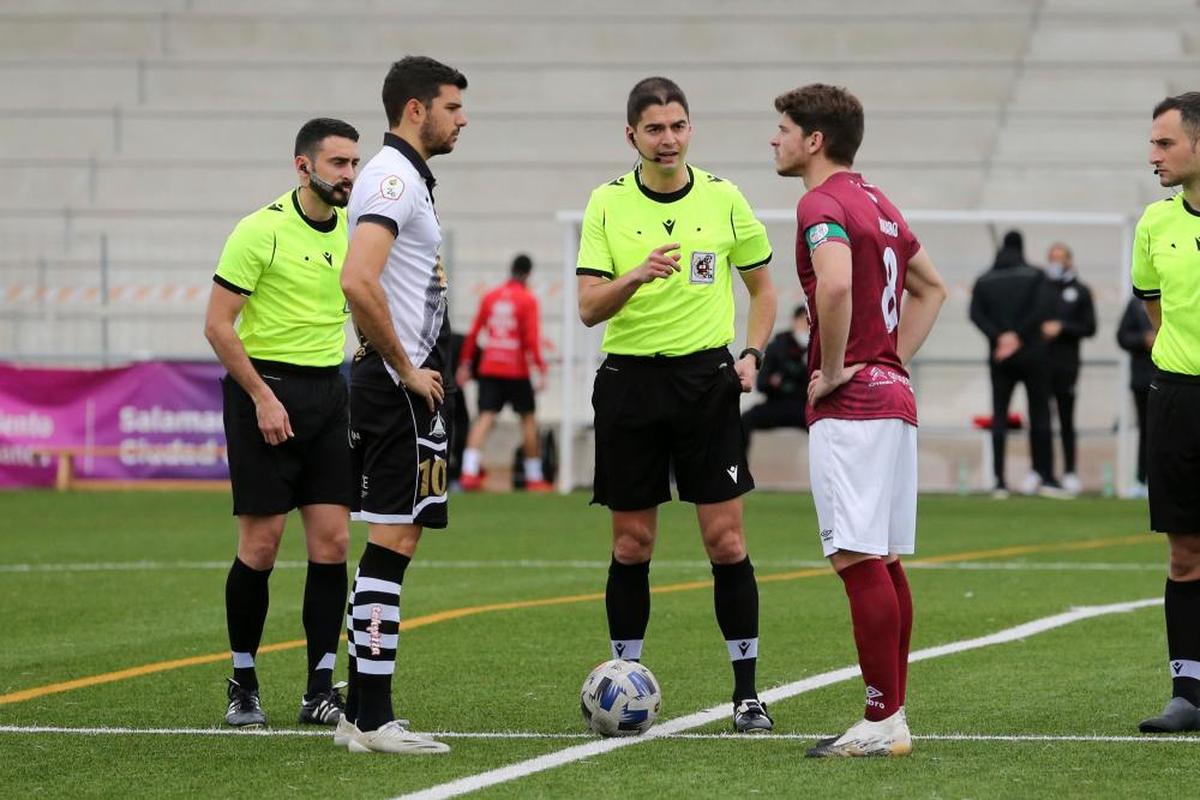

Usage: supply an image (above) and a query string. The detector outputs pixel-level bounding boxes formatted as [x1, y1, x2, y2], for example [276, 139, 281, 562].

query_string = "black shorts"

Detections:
[477, 376, 535, 415]
[1147, 371, 1200, 533]
[349, 350, 453, 529]
[222, 360, 354, 516]
[591, 347, 753, 511]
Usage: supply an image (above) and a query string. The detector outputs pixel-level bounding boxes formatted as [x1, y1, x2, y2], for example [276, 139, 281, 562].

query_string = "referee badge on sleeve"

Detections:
[690, 251, 716, 284]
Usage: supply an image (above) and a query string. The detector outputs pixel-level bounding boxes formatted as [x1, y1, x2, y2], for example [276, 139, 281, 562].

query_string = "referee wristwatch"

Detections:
[738, 347, 764, 369]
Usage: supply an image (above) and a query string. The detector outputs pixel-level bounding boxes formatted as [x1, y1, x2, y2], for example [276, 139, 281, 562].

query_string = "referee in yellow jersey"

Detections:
[1133, 92, 1200, 734]
[576, 77, 778, 733]
[204, 118, 360, 729]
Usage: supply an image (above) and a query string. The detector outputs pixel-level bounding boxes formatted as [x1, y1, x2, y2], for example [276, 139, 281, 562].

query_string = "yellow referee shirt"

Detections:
[576, 165, 772, 356]
[214, 190, 349, 367]
[1131, 193, 1200, 376]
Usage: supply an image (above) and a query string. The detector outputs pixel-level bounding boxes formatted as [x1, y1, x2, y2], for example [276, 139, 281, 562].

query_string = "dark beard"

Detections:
[420, 121, 455, 157]
[310, 178, 350, 208]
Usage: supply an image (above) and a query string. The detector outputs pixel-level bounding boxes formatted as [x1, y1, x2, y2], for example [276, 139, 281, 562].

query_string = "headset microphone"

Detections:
[628, 132, 665, 163]
[302, 162, 343, 195]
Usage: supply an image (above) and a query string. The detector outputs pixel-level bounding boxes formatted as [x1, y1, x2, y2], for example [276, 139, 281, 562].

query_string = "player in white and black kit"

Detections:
[337, 55, 467, 755]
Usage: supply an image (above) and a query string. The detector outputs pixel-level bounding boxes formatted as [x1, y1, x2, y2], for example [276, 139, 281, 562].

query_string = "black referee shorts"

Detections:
[222, 360, 354, 516]
[591, 347, 753, 511]
[1147, 370, 1200, 534]
[477, 376, 535, 415]
[349, 350, 453, 529]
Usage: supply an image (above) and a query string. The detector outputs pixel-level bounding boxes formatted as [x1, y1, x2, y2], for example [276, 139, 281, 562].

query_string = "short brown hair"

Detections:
[627, 77, 689, 127]
[1153, 92, 1200, 146]
[773, 84, 864, 166]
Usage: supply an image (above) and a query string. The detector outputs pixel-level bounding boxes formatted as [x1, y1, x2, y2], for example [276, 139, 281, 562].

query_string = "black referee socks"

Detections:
[606, 556, 651, 661]
[302, 560, 347, 698]
[225, 557, 272, 691]
[712, 557, 760, 703]
[1165, 577, 1200, 705]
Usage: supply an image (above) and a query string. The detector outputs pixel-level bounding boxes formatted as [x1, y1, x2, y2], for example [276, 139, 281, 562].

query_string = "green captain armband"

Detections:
[804, 222, 848, 253]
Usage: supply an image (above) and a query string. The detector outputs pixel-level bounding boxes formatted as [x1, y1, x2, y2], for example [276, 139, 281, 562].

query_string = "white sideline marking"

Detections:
[1, 726, 1197, 746]
[0, 559, 1164, 574]
[395, 597, 1163, 800]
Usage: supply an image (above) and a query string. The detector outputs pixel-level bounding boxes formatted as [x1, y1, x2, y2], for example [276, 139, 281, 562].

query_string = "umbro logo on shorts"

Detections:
[819, 529, 833, 542]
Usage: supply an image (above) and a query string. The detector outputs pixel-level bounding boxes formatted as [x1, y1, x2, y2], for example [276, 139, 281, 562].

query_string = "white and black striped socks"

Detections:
[346, 542, 409, 732]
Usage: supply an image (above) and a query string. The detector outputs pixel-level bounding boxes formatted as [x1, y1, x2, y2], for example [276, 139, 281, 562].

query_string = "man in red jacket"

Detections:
[456, 254, 551, 491]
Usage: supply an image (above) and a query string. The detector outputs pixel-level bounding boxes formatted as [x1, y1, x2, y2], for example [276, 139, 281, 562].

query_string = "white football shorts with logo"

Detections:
[809, 417, 917, 558]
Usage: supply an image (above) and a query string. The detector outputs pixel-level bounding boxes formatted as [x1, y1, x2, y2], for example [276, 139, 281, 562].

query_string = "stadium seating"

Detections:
[0, 1, 1193, 489]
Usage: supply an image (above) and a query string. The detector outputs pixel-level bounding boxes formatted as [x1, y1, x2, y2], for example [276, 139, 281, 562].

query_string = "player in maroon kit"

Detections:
[456, 253, 551, 491]
[771, 84, 948, 757]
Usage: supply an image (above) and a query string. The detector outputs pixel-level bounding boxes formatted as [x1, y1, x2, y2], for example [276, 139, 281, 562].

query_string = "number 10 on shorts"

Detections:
[418, 456, 448, 497]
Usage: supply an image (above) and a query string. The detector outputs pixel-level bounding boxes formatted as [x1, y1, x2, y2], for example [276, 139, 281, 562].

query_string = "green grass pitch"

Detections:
[0, 490, 1192, 799]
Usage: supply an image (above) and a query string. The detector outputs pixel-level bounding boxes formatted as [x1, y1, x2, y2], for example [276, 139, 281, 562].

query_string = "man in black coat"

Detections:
[742, 304, 809, 450]
[1117, 295, 1156, 495]
[969, 230, 1067, 497]
[1041, 243, 1097, 495]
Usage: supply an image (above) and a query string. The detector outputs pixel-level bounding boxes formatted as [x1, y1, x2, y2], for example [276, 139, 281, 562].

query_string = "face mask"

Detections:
[1046, 262, 1066, 281]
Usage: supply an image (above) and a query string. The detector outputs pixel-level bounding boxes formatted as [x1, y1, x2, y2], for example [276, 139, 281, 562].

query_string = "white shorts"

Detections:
[809, 417, 918, 558]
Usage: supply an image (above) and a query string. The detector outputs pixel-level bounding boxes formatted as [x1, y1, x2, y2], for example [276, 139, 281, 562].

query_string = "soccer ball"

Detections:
[579, 659, 662, 736]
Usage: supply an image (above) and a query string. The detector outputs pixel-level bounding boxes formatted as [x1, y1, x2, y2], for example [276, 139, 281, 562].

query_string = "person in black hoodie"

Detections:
[1117, 295, 1156, 494]
[1041, 243, 1096, 494]
[742, 304, 809, 451]
[969, 230, 1066, 497]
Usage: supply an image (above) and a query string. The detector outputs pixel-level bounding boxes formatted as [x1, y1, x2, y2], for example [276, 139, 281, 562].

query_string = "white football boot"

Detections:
[347, 719, 450, 754]
[805, 709, 912, 758]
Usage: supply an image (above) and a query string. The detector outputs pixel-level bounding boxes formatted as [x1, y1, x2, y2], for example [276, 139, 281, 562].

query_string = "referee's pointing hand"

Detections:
[634, 243, 682, 284]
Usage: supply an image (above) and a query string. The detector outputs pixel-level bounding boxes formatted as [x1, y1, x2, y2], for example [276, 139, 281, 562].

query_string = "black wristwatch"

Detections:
[738, 347, 763, 369]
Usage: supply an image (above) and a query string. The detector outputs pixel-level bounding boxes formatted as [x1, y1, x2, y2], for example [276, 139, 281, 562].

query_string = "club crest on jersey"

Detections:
[380, 175, 405, 201]
[429, 411, 447, 440]
[690, 250, 716, 284]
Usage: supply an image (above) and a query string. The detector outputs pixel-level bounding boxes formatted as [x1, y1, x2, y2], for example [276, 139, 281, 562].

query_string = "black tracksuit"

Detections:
[741, 330, 808, 449]
[1045, 271, 1096, 475]
[1117, 297, 1156, 484]
[969, 253, 1057, 488]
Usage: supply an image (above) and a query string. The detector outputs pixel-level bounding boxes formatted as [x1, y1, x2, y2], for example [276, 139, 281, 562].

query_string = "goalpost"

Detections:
[555, 208, 1136, 498]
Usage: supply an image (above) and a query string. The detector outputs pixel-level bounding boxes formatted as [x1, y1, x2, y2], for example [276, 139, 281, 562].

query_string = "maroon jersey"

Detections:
[795, 171, 921, 425]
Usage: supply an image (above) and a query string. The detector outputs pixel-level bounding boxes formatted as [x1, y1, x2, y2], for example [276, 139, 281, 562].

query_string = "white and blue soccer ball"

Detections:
[579, 659, 662, 736]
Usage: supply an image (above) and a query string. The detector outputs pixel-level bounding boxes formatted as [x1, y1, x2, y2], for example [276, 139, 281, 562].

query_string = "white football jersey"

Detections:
[348, 133, 449, 384]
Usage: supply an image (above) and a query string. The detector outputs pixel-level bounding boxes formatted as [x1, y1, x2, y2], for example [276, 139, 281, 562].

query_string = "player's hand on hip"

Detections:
[807, 363, 865, 406]
[734, 356, 757, 392]
[402, 367, 445, 412]
[633, 243, 681, 284]
[254, 393, 293, 446]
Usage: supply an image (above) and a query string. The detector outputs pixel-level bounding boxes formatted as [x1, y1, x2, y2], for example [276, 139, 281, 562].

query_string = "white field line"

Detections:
[0, 559, 1164, 574]
[395, 597, 1163, 800]
[1, 726, 1197, 747]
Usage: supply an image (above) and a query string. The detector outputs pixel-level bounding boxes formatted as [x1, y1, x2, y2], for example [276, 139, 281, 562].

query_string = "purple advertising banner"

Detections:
[0, 361, 228, 488]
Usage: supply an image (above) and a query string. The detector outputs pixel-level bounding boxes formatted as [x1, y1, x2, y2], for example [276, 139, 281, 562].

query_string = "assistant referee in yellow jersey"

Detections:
[1132, 92, 1200, 734]
[576, 77, 778, 733]
[204, 118, 360, 729]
